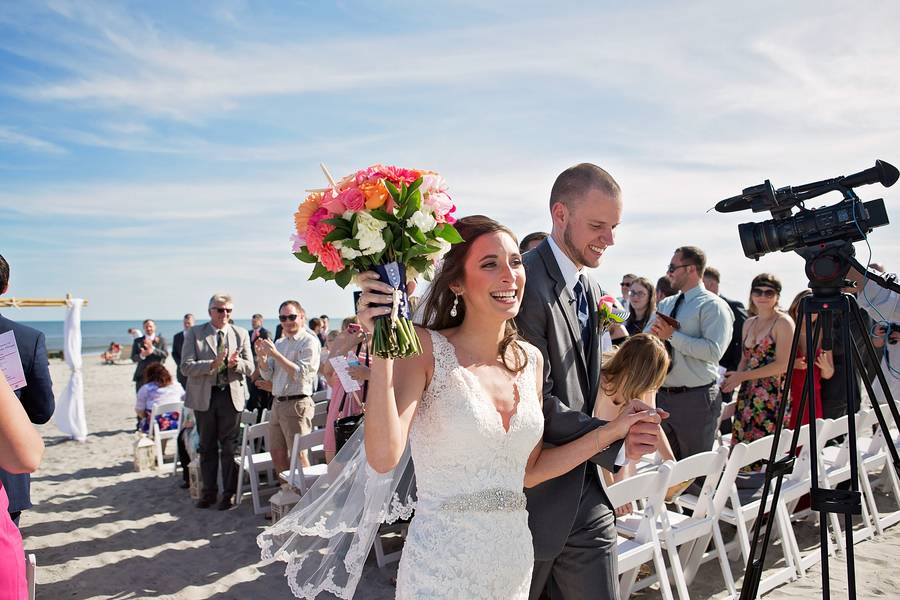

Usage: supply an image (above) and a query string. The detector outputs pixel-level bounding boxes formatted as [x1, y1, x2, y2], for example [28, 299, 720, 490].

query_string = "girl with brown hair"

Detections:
[624, 276, 656, 335]
[786, 289, 834, 428]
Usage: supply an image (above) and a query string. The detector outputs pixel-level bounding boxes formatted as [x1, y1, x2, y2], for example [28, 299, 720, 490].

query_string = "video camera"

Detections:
[715, 160, 898, 260]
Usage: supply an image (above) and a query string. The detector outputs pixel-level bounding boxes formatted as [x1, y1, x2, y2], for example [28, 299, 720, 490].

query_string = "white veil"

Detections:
[257, 422, 416, 599]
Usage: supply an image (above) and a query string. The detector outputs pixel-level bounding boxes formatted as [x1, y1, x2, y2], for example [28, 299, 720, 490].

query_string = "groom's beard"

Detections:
[562, 224, 591, 268]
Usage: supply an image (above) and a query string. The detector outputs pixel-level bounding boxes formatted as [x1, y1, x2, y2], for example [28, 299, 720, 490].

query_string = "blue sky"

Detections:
[2, 0, 899, 321]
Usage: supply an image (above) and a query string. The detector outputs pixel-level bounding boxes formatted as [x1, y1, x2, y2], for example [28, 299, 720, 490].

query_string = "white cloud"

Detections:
[0, 126, 66, 154]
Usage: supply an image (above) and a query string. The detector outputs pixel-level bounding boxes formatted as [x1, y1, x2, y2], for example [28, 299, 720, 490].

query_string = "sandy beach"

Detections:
[19, 355, 900, 599]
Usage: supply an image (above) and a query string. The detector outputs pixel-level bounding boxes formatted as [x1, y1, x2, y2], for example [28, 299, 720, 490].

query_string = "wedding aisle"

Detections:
[16, 356, 900, 599]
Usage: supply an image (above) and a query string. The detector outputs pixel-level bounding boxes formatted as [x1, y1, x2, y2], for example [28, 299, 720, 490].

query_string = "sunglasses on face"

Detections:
[751, 287, 778, 298]
[620, 282, 632, 288]
[667, 263, 690, 273]
[628, 289, 648, 298]
[212, 307, 233, 314]
[279, 314, 299, 322]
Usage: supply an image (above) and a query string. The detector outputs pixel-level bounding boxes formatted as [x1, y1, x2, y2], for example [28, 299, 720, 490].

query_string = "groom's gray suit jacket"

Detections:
[516, 240, 623, 560]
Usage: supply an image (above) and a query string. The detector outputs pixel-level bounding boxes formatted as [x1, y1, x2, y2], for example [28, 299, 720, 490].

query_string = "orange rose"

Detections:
[295, 192, 323, 233]
[359, 179, 390, 210]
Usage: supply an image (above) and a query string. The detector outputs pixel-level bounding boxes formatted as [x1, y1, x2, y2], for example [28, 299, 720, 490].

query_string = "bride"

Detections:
[259, 215, 662, 599]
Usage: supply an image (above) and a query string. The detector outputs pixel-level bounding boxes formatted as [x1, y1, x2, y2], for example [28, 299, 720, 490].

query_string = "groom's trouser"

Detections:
[529, 469, 618, 600]
[657, 382, 720, 460]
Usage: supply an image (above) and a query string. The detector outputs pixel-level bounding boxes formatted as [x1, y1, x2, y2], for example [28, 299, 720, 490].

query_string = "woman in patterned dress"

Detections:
[722, 274, 795, 462]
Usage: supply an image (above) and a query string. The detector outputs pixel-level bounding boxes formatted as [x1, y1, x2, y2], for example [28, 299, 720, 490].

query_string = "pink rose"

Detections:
[319, 243, 345, 273]
[305, 208, 333, 255]
[321, 186, 366, 214]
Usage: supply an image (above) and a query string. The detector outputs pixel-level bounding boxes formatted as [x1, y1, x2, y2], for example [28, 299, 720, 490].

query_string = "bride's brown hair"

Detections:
[419, 215, 528, 374]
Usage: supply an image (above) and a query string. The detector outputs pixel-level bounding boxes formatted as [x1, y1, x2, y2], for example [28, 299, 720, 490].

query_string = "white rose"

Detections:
[333, 240, 362, 260]
[409, 210, 437, 233]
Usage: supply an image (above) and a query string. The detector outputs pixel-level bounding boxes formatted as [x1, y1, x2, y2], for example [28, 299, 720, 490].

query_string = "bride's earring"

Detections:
[450, 294, 460, 317]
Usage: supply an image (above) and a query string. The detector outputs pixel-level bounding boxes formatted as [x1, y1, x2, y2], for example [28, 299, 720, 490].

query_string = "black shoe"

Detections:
[180, 481, 190, 489]
[196, 497, 215, 509]
[217, 495, 233, 511]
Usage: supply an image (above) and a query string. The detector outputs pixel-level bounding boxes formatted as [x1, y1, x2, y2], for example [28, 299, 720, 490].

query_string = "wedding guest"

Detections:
[786, 289, 834, 428]
[131, 319, 168, 394]
[101, 341, 122, 364]
[624, 276, 655, 335]
[321, 318, 366, 462]
[319, 315, 330, 334]
[128, 327, 141, 340]
[861, 262, 900, 406]
[181, 293, 254, 510]
[0, 254, 54, 528]
[821, 267, 878, 418]
[308, 317, 327, 346]
[618, 273, 636, 308]
[724, 274, 794, 458]
[593, 334, 676, 507]
[656, 275, 676, 303]
[247, 314, 273, 420]
[519, 231, 548, 254]
[257, 301, 320, 474]
[704, 266, 749, 435]
[172, 313, 194, 389]
[0, 370, 44, 598]
[135, 362, 185, 433]
[646, 246, 733, 460]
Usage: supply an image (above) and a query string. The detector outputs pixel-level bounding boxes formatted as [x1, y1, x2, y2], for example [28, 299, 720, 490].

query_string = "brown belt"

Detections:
[275, 394, 308, 402]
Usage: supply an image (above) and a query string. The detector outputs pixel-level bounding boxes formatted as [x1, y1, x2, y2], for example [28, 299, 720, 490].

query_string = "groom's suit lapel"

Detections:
[537, 243, 590, 396]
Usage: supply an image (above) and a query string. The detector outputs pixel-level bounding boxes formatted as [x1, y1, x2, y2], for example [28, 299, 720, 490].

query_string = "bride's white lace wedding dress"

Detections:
[395, 330, 544, 599]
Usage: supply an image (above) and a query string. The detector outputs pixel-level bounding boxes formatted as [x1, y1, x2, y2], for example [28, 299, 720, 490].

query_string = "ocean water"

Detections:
[20, 319, 342, 354]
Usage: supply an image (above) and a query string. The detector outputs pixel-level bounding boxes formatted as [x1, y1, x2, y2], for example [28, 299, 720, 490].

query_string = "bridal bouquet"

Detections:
[597, 295, 628, 333]
[292, 164, 462, 358]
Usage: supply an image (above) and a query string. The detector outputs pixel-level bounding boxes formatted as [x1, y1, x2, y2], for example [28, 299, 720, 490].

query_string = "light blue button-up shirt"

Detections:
[645, 282, 733, 388]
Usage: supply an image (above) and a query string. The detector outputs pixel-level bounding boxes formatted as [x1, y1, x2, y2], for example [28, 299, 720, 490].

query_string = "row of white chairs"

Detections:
[234, 390, 330, 515]
[612, 402, 900, 599]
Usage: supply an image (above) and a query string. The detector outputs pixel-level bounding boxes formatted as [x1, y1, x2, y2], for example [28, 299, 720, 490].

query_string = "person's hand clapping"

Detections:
[212, 348, 227, 370]
[721, 370, 745, 393]
[355, 272, 417, 335]
[227, 350, 239, 369]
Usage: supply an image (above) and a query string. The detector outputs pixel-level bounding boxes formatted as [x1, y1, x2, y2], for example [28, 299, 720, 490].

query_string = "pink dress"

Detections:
[324, 373, 364, 455]
[0, 483, 26, 599]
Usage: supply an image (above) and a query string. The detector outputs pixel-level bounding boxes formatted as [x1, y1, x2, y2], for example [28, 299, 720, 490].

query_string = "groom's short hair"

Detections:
[550, 163, 621, 210]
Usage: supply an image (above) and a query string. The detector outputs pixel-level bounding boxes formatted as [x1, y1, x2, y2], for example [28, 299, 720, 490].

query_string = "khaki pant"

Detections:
[268, 396, 314, 453]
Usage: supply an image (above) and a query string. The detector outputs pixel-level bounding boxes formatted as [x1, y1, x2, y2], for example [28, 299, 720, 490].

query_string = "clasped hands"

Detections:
[213, 349, 241, 370]
[610, 399, 669, 461]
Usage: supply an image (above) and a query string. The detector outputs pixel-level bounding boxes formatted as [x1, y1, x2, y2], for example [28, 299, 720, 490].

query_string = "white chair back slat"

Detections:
[286, 429, 328, 494]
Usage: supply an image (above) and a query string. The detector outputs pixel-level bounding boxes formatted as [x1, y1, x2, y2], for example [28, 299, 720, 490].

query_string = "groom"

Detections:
[517, 163, 661, 599]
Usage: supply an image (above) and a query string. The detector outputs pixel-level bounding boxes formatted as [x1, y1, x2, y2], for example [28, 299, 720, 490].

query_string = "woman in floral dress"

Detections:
[722, 274, 795, 466]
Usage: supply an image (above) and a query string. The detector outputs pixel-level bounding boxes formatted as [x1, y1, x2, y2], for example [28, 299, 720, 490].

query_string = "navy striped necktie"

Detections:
[573, 277, 590, 347]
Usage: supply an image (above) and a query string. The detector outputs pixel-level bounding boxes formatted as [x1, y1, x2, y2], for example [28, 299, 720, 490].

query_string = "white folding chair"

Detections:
[855, 407, 900, 534]
[312, 400, 329, 430]
[618, 447, 735, 600]
[234, 422, 277, 514]
[280, 429, 329, 495]
[679, 435, 799, 595]
[714, 400, 737, 449]
[26, 553, 36, 600]
[311, 389, 330, 403]
[149, 400, 184, 472]
[607, 463, 675, 600]
[816, 415, 876, 550]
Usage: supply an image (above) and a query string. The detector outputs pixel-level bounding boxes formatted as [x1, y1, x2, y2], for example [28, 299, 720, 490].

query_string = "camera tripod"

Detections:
[740, 241, 900, 600]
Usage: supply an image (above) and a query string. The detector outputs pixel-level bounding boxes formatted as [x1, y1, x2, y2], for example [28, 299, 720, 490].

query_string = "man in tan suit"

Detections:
[181, 293, 254, 510]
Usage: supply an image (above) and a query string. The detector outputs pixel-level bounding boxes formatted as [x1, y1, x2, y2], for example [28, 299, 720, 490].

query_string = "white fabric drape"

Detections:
[54, 298, 87, 441]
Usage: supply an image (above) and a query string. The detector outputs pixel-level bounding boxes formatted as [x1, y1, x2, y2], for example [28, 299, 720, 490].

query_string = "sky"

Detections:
[1, 0, 899, 321]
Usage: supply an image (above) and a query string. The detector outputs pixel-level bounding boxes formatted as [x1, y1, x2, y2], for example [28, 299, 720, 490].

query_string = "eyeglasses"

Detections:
[279, 314, 299, 322]
[751, 287, 778, 298]
[667, 263, 691, 273]
[620, 281, 632, 288]
[212, 307, 233, 314]
[628, 289, 648, 298]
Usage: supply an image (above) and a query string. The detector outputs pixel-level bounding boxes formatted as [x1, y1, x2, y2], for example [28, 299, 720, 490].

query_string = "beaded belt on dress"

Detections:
[439, 488, 526, 512]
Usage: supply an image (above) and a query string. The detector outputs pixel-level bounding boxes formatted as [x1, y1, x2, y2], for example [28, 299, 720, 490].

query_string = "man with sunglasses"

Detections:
[256, 300, 320, 478]
[645, 246, 733, 460]
[181, 293, 254, 510]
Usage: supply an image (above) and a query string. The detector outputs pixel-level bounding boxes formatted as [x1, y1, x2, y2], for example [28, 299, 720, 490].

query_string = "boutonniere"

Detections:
[597, 295, 628, 333]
